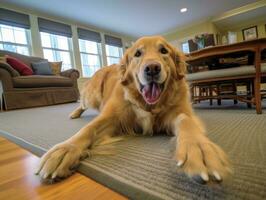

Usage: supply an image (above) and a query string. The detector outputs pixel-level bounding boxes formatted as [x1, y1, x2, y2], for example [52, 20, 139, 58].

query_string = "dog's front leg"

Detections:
[173, 114, 231, 184]
[36, 113, 118, 181]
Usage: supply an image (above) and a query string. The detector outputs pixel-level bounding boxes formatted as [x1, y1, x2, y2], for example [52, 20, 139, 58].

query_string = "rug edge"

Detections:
[0, 129, 164, 200]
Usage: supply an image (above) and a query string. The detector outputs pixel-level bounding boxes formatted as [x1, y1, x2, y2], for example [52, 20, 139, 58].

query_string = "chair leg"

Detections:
[190, 85, 193, 98]
[217, 84, 221, 105]
[199, 87, 202, 103]
[247, 82, 252, 108]
[209, 86, 213, 106]
[254, 78, 262, 114]
[190, 85, 195, 104]
[233, 83, 238, 104]
[254, 49, 262, 114]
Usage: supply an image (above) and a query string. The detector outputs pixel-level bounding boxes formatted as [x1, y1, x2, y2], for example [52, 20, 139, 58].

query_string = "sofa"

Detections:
[0, 50, 80, 110]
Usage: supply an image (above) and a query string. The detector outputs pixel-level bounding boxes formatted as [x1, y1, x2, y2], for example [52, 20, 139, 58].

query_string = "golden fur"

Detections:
[36, 36, 231, 184]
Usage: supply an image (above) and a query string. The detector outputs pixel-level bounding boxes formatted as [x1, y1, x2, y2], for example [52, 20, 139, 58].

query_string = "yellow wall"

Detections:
[164, 21, 220, 49]
[164, 1, 266, 48]
[222, 22, 266, 42]
[164, 18, 265, 49]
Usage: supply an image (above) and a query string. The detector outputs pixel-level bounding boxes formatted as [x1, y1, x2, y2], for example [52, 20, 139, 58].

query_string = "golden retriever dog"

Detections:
[36, 36, 231, 184]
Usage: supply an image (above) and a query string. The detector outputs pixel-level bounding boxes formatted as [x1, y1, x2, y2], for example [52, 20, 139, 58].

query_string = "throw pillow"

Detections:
[6, 56, 33, 76]
[31, 61, 53, 75]
[49, 61, 62, 75]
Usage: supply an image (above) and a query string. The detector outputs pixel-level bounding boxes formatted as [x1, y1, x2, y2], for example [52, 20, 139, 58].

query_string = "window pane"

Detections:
[41, 32, 69, 50]
[81, 54, 100, 67]
[17, 46, 29, 55]
[59, 51, 70, 64]
[0, 43, 3, 50]
[181, 42, 189, 53]
[43, 49, 71, 70]
[107, 57, 120, 65]
[59, 51, 71, 70]
[1, 26, 14, 43]
[57, 35, 69, 50]
[41, 32, 72, 70]
[14, 29, 27, 44]
[79, 39, 100, 54]
[41, 32, 52, 48]
[0, 24, 30, 55]
[3, 43, 17, 53]
[81, 53, 101, 77]
[79, 39, 86, 52]
[49, 34, 69, 50]
[106, 45, 120, 57]
[43, 49, 55, 61]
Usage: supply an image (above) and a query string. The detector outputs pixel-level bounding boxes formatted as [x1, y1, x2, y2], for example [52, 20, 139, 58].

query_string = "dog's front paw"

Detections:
[35, 142, 84, 182]
[176, 137, 231, 184]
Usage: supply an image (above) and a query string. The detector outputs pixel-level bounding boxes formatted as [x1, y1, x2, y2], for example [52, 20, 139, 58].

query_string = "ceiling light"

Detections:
[180, 8, 187, 13]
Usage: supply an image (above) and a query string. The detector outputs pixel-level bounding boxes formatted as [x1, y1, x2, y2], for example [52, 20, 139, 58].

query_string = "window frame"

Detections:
[79, 39, 103, 77]
[0, 24, 32, 55]
[105, 44, 123, 65]
[40, 32, 74, 70]
[181, 41, 190, 54]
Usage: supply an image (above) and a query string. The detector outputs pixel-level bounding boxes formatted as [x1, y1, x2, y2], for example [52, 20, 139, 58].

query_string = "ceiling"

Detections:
[213, 4, 266, 30]
[0, 0, 260, 38]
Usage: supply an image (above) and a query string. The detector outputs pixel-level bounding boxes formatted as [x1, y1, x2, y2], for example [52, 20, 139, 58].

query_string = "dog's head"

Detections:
[120, 36, 186, 105]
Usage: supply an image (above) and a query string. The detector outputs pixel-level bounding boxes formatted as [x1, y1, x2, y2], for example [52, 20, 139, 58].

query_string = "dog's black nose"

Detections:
[144, 63, 161, 77]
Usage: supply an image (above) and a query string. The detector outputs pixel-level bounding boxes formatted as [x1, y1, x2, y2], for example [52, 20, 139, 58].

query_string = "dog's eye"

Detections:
[160, 47, 168, 54]
[134, 50, 142, 57]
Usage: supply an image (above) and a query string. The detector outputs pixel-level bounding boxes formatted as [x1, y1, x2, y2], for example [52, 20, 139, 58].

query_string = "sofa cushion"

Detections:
[186, 63, 266, 81]
[13, 75, 73, 88]
[31, 61, 53, 75]
[49, 61, 62, 75]
[6, 56, 34, 76]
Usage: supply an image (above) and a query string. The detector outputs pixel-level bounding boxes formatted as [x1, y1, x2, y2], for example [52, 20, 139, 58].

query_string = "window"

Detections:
[106, 45, 123, 65]
[40, 32, 72, 71]
[181, 41, 190, 54]
[79, 39, 102, 77]
[0, 24, 31, 55]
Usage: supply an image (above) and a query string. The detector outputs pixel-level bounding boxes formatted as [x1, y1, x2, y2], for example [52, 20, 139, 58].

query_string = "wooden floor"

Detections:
[0, 137, 127, 200]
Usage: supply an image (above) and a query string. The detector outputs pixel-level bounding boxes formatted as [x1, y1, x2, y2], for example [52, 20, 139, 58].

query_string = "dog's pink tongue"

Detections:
[142, 83, 161, 104]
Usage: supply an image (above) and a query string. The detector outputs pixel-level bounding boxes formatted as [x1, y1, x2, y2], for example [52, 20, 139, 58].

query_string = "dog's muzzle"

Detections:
[143, 62, 161, 82]
[139, 62, 165, 105]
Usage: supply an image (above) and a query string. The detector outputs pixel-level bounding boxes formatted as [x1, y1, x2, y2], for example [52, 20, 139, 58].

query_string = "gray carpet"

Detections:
[0, 102, 266, 200]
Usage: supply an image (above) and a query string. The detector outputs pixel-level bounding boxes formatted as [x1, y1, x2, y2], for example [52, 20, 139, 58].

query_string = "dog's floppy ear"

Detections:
[168, 44, 187, 80]
[119, 47, 132, 85]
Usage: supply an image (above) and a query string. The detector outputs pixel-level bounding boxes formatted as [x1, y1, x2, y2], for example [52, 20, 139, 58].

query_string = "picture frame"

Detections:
[242, 26, 258, 41]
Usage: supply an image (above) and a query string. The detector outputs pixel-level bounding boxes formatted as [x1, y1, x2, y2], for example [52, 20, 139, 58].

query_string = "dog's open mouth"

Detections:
[140, 82, 165, 104]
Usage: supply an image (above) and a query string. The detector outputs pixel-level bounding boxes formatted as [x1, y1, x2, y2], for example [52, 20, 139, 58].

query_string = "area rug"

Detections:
[0, 102, 265, 200]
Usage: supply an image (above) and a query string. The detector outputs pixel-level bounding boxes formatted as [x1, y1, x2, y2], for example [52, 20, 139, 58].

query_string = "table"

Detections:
[186, 38, 266, 114]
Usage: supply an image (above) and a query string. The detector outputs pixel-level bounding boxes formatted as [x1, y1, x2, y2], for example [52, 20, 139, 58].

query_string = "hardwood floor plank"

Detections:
[0, 137, 127, 200]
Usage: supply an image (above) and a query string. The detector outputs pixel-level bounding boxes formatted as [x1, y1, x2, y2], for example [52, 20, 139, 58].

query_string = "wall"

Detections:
[0, 3, 135, 91]
[164, 7, 265, 49]
[163, 20, 220, 50]
[220, 21, 266, 43]
[164, 18, 266, 50]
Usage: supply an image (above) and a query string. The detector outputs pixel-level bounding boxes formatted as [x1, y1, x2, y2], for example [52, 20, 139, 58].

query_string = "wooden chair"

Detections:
[186, 39, 266, 114]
